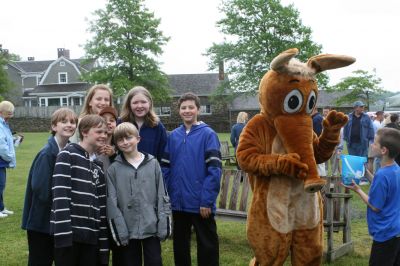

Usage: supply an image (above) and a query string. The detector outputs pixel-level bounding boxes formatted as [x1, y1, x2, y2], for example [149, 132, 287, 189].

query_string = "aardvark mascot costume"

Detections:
[236, 48, 355, 266]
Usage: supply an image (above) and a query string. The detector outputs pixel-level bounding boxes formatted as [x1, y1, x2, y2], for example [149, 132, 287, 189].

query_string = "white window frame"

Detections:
[200, 104, 212, 115]
[58, 72, 68, 83]
[154, 106, 171, 116]
[39, 97, 69, 107]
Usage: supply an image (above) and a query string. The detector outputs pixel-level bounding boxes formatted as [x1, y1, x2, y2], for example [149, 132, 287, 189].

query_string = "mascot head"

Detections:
[259, 48, 355, 192]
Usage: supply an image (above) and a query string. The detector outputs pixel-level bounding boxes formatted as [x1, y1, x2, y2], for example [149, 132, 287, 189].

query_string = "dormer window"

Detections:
[60, 61, 65, 66]
[59, 72, 68, 83]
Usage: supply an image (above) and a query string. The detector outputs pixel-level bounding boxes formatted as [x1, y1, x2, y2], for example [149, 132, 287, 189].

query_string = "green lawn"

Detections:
[0, 132, 371, 265]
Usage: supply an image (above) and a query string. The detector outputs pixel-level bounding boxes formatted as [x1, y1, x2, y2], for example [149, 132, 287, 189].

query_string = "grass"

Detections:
[0, 132, 372, 265]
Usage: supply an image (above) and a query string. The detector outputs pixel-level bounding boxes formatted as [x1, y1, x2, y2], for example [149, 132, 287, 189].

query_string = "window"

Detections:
[200, 104, 211, 115]
[40, 98, 46, 107]
[62, 98, 68, 106]
[60, 61, 65, 66]
[58, 72, 68, 83]
[71, 97, 81, 106]
[154, 106, 171, 116]
[48, 98, 61, 106]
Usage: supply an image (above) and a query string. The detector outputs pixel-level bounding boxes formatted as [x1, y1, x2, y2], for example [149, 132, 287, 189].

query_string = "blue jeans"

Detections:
[0, 168, 6, 211]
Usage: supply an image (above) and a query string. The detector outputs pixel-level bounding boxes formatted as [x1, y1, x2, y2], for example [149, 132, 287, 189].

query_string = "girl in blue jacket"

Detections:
[119, 86, 167, 163]
[22, 108, 77, 266]
[161, 92, 222, 266]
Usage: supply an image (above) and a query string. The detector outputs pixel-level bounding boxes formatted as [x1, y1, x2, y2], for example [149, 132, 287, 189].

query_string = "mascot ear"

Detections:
[307, 54, 356, 74]
[270, 48, 299, 73]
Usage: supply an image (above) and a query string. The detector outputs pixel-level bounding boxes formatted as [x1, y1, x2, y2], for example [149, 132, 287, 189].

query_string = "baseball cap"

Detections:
[353, 101, 365, 107]
[99, 106, 118, 119]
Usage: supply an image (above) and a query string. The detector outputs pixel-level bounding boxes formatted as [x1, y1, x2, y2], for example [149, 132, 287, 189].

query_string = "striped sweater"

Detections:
[50, 143, 109, 263]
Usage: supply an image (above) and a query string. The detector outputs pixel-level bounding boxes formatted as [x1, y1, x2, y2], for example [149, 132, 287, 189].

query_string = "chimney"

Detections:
[57, 48, 70, 59]
[28, 57, 35, 61]
[218, 61, 225, 80]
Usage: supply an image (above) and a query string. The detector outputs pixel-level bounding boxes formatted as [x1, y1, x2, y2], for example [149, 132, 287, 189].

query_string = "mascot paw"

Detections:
[323, 110, 349, 131]
[304, 178, 326, 193]
[277, 153, 309, 179]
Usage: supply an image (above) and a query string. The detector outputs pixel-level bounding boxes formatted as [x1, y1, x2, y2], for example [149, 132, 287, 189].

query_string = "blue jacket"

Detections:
[0, 117, 16, 168]
[230, 123, 245, 149]
[137, 122, 167, 163]
[161, 122, 222, 214]
[343, 112, 374, 147]
[22, 136, 58, 234]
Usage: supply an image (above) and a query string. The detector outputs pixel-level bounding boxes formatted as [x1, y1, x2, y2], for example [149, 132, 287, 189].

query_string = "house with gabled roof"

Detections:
[5, 48, 95, 107]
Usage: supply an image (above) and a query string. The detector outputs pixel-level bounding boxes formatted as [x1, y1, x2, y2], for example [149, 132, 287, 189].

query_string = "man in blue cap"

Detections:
[343, 100, 375, 158]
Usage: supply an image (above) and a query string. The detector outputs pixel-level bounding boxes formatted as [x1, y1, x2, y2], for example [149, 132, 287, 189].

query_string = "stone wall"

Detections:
[9, 117, 51, 133]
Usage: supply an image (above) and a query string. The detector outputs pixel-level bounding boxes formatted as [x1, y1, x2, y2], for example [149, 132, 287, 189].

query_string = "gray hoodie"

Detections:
[106, 153, 171, 246]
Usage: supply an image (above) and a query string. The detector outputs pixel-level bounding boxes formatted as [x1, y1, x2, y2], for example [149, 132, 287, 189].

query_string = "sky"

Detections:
[1, 0, 399, 91]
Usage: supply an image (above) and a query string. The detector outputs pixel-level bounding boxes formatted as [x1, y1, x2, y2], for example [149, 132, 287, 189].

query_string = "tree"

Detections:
[206, 0, 325, 94]
[83, 0, 170, 101]
[327, 69, 385, 109]
[0, 51, 13, 97]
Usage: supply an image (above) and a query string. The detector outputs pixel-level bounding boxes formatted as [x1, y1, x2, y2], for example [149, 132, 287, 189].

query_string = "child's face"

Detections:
[116, 135, 140, 153]
[370, 135, 384, 158]
[82, 124, 107, 149]
[52, 116, 77, 139]
[101, 113, 117, 135]
[89, 89, 111, 114]
[179, 100, 199, 125]
[130, 93, 150, 119]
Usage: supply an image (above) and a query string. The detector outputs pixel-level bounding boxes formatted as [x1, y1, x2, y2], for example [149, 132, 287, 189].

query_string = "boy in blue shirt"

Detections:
[161, 92, 222, 266]
[344, 127, 400, 265]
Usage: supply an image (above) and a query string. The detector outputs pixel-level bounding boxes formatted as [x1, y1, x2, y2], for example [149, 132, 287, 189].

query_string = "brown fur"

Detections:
[237, 48, 354, 265]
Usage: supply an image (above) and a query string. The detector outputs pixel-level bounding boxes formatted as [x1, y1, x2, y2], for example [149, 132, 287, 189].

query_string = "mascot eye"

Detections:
[283, 89, 303, 114]
[306, 91, 317, 114]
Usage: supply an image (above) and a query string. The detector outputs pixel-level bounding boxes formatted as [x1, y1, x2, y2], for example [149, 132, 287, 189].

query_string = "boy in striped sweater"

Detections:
[51, 114, 109, 266]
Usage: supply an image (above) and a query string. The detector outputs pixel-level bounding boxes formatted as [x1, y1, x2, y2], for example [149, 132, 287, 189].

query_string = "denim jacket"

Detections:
[343, 112, 374, 147]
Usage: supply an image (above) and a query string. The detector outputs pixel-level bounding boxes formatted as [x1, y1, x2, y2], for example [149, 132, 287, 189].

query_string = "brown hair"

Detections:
[113, 122, 139, 143]
[178, 92, 200, 109]
[120, 86, 158, 127]
[51, 108, 78, 136]
[78, 114, 106, 140]
[80, 84, 114, 118]
[376, 127, 400, 159]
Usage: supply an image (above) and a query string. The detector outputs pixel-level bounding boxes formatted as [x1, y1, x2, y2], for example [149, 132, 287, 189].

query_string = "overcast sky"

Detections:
[1, 0, 398, 91]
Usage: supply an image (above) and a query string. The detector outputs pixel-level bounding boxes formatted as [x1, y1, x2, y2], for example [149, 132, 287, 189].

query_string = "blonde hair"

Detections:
[236, 112, 248, 123]
[120, 86, 159, 127]
[51, 108, 78, 136]
[0, 101, 15, 113]
[113, 122, 139, 143]
[80, 84, 114, 118]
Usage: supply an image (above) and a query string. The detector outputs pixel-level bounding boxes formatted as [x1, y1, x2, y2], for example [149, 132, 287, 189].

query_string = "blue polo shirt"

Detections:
[367, 163, 400, 242]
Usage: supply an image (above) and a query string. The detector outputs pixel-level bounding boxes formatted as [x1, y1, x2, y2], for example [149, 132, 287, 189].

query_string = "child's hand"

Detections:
[340, 180, 361, 192]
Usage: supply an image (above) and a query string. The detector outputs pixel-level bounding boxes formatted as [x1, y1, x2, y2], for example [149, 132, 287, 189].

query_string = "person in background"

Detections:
[230, 112, 248, 170]
[97, 106, 118, 171]
[107, 122, 169, 266]
[120, 86, 167, 163]
[0, 101, 17, 218]
[373, 111, 385, 132]
[70, 84, 114, 143]
[385, 113, 400, 130]
[22, 108, 78, 266]
[312, 107, 326, 177]
[343, 128, 400, 266]
[51, 115, 109, 266]
[161, 92, 222, 266]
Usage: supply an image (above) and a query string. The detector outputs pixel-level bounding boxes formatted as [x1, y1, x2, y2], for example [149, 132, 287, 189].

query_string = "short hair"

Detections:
[113, 122, 139, 143]
[178, 92, 200, 109]
[78, 115, 106, 140]
[390, 113, 399, 123]
[0, 101, 15, 113]
[376, 127, 400, 159]
[51, 108, 78, 136]
[120, 86, 159, 127]
[375, 111, 384, 116]
[236, 112, 248, 123]
[80, 84, 114, 118]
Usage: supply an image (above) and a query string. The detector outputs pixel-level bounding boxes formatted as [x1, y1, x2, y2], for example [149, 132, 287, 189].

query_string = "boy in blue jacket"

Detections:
[344, 127, 400, 265]
[22, 108, 78, 266]
[161, 92, 222, 266]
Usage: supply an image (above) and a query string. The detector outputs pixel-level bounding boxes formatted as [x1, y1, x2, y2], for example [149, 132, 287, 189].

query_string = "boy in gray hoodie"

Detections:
[107, 122, 170, 266]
